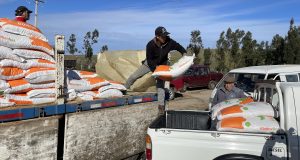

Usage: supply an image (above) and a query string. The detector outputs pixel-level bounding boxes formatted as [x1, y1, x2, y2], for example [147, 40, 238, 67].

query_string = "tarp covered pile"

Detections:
[95, 50, 156, 92]
[211, 97, 280, 133]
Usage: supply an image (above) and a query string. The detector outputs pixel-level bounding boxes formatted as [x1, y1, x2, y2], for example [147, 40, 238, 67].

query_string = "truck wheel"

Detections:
[214, 154, 264, 160]
[208, 81, 216, 90]
[180, 83, 187, 92]
[169, 87, 175, 100]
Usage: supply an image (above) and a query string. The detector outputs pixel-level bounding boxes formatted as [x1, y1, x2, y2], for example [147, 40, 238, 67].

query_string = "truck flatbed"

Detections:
[0, 92, 157, 123]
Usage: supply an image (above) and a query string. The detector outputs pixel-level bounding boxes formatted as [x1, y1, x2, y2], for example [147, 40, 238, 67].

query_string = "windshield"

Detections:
[218, 73, 266, 92]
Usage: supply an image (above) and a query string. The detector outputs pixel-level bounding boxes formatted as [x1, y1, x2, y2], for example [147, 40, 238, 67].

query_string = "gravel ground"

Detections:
[168, 88, 212, 111]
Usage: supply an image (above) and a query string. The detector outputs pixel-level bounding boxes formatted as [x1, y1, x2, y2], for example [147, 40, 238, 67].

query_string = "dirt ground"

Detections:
[168, 88, 212, 111]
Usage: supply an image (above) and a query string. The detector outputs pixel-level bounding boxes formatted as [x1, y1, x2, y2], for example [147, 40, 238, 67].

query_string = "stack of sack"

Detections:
[152, 54, 195, 81]
[67, 70, 126, 101]
[0, 18, 127, 108]
[0, 18, 56, 107]
[211, 97, 280, 133]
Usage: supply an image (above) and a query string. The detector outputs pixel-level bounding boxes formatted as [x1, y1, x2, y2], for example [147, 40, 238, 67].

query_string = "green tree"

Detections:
[229, 29, 245, 68]
[203, 48, 212, 66]
[270, 34, 285, 64]
[241, 31, 256, 66]
[215, 31, 229, 72]
[82, 29, 99, 60]
[100, 45, 108, 53]
[255, 41, 267, 65]
[187, 30, 203, 64]
[66, 34, 78, 55]
[283, 18, 300, 64]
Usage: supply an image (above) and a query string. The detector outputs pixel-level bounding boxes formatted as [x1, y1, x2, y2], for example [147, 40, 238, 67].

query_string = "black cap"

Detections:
[155, 26, 170, 36]
[15, 6, 33, 14]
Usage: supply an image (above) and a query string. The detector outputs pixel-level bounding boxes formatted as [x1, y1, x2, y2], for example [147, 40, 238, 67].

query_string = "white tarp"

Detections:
[95, 50, 156, 92]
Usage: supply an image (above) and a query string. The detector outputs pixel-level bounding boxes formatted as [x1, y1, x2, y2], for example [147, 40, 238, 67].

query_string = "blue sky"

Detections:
[0, 0, 299, 53]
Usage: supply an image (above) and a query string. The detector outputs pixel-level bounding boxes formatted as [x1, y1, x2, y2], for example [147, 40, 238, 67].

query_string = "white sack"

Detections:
[0, 46, 23, 62]
[26, 88, 56, 98]
[217, 116, 280, 133]
[0, 96, 15, 107]
[217, 102, 278, 120]
[12, 49, 55, 62]
[0, 59, 55, 70]
[98, 89, 123, 98]
[68, 77, 109, 92]
[152, 54, 195, 81]
[0, 79, 10, 91]
[0, 67, 27, 80]
[5, 94, 55, 105]
[25, 68, 56, 83]
[0, 18, 48, 41]
[99, 82, 126, 93]
[0, 29, 53, 55]
[211, 97, 254, 120]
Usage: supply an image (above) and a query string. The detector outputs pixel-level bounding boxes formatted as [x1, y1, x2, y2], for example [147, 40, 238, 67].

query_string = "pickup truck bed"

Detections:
[148, 110, 287, 160]
[150, 110, 210, 130]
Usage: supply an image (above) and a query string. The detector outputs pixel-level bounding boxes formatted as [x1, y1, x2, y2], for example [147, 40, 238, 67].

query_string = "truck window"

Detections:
[267, 74, 277, 80]
[234, 73, 265, 92]
[286, 74, 298, 82]
[184, 69, 193, 76]
[202, 67, 208, 75]
[217, 73, 265, 92]
[195, 69, 201, 76]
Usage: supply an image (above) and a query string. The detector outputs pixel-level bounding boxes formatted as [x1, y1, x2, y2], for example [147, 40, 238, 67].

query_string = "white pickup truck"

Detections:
[146, 80, 300, 160]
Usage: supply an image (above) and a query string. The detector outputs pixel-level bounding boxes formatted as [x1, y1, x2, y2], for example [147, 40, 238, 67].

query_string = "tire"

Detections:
[180, 82, 187, 92]
[213, 154, 264, 160]
[208, 81, 217, 90]
[169, 87, 175, 100]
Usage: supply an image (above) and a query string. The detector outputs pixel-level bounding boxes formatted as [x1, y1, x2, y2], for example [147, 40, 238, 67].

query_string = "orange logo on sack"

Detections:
[0, 18, 41, 33]
[30, 37, 53, 52]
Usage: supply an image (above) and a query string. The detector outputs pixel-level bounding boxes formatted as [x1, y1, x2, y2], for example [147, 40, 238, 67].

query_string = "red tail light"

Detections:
[146, 134, 152, 160]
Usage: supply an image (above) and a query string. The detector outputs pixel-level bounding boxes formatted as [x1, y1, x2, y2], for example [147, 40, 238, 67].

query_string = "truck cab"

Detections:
[146, 80, 300, 160]
[209, 65, 300, 109]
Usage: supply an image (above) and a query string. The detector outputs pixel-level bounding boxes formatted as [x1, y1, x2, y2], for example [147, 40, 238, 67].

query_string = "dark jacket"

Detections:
[145, 37, 186, 72]
[212, 86, 246, 106]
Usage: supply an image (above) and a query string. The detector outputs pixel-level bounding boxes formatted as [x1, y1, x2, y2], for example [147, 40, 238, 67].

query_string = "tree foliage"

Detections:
[101, 45, 108, 53]
[283, 18, 300, 64]
[212, 18, 300, 72]
[66, 34, 78, 55]
[215, 31, 229, 72]
[82, 29, 99, 60]
[187, 30, 203, 64]
[203, 48, 212, 65]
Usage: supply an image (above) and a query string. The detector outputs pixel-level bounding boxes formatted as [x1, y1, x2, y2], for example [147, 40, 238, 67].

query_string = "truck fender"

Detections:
[213, 154, 264, 160]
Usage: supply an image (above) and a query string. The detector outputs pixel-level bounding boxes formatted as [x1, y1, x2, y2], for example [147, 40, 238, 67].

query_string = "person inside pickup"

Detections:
[212, 75, 246, 106]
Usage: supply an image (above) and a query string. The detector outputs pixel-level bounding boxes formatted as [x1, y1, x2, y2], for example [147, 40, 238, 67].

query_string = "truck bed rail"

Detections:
[0, 93, 157, 123]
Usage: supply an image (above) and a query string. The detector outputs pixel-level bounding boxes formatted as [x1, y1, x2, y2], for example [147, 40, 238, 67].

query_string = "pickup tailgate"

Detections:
[148, 129, 287, 160]
[147, 110, 287, 160]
